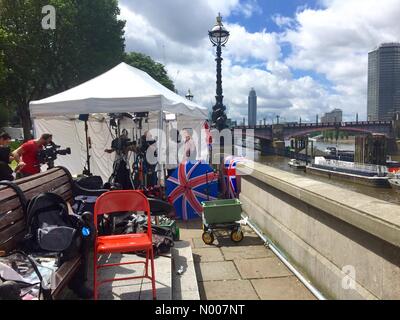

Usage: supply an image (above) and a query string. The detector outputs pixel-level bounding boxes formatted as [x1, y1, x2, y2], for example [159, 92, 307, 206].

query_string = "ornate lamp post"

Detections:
[209, 13, 230, 131]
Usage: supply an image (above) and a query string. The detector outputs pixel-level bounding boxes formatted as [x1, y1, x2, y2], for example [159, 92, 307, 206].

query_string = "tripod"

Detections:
[108, 152, 135, 190]
[107, 118, 135, 190]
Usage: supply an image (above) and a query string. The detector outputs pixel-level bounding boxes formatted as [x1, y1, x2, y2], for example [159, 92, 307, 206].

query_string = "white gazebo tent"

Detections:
[30, 62, 208, 182]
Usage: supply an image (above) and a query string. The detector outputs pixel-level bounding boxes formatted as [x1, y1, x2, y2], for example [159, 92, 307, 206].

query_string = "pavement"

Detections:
[61, 217, 316, 301]
[63, 252, 172, 300]
[177, 218, 316, 300]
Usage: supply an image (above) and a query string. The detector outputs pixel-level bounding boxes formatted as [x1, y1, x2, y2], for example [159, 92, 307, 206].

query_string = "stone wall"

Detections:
[237, 162, 400, 300]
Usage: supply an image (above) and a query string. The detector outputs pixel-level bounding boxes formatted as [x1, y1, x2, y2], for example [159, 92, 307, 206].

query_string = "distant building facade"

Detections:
[321, 109, 343, 123]
[367, 43, 400, 121]
[2, 127, 24, 141]
[248, 88, 257, 126]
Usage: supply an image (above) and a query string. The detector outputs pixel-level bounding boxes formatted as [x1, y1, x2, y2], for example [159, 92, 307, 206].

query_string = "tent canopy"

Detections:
[30, 62, 209, 180]
[30, 62, 208, 119]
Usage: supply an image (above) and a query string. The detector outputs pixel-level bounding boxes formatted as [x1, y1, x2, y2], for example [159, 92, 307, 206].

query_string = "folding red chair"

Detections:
[93, 190, 156, 300]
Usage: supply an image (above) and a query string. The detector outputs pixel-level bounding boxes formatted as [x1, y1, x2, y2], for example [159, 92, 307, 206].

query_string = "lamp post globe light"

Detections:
[209, 13, 230, 131]
[185, 89, 194, 101]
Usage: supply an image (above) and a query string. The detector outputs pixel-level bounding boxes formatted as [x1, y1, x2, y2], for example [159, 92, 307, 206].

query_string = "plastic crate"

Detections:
[159, 220, 180, 241]
[201, 199, 242, 225]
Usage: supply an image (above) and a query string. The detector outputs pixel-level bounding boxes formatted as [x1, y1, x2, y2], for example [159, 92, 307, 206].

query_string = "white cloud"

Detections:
[119, 0, 400, 123]
[282, 0, 400, 119]
[225, 24, 281, 63]
[272, 14, 295, 28]
[233, 0, 263, 18]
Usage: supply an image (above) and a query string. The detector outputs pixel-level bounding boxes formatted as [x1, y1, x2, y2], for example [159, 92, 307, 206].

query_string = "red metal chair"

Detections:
[93, 190, 156, 300]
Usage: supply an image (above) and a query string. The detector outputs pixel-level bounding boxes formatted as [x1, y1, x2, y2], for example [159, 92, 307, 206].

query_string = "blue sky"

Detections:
[119, 0, 400, 122]
[228, 0, 321, 33]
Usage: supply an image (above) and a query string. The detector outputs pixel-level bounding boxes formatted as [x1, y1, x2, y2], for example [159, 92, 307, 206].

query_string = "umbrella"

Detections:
[224, 156, 247, 199]
[166, 161, 219, 221]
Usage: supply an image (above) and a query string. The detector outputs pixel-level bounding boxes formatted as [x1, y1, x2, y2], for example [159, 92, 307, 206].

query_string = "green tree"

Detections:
[124, 52, 175, 92]
[0, 0, 126, 140]
[0, 105, 8, 128]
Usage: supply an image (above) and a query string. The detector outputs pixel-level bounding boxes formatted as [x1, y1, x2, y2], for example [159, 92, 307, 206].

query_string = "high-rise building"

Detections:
[367, 43, 400, 121]
[321, 109, 343, 123]
[248, 88, 257, 126]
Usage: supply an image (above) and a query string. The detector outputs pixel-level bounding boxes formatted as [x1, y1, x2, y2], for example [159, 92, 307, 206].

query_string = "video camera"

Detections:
[111, 135, 137, 152]
[138, 135, 157, 156]
[38, 142, 71, 169]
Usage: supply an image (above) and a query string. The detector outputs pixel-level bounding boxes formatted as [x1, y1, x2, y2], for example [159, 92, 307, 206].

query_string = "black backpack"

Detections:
[24, 193, 85, 261]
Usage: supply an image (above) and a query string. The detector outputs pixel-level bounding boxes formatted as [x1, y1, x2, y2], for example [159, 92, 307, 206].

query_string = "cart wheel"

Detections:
[202, 231, 214, 245]
[230, 229, 244, 243]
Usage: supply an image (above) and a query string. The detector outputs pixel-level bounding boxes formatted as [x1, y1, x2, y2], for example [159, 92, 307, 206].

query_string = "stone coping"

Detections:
[237, 162, 400, 248]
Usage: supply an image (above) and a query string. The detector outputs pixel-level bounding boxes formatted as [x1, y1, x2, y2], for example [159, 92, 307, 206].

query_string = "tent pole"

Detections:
[84, 119, 91, 176]
[158, 110, 165, 193]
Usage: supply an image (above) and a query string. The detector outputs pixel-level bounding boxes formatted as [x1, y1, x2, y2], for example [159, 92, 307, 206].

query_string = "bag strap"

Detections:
[11, 250, 53, 300]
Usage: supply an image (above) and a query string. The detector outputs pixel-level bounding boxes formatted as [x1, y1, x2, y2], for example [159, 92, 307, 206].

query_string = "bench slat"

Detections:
[0, 220, 26, 246]
[0, 187, 19, 203]
[18, 170, 69, 192]
[23, 177, 71, 201]
[0, 231, 25, 253]
[0, 168, 69, 202]
[13, 168, 63, 186]
[0, 197, 22, 214]
[0, 208, 24, 231]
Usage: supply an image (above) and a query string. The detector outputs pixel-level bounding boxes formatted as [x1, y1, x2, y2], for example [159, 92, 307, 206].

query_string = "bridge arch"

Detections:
[284, 126, 390, 140]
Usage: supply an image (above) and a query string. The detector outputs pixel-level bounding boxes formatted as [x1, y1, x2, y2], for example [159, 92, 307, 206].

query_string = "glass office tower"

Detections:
[367, 43, 400, 121]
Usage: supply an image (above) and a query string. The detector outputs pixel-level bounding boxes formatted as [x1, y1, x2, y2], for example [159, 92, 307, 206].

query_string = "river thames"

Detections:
[237, 141, 400, 205]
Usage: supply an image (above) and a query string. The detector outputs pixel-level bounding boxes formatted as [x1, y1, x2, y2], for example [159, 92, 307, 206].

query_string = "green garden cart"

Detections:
[201, 199, 244, 245]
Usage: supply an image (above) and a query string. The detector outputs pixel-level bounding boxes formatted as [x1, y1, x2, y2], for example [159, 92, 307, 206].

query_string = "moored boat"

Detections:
[307, 157, 390, 187]
[389, 173, 400, 191]
[389, 178, 400, 191]
[288, 159, 306, 169]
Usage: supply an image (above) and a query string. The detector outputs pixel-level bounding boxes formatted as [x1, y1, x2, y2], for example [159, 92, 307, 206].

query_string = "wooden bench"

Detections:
[0, 167, 87, 299]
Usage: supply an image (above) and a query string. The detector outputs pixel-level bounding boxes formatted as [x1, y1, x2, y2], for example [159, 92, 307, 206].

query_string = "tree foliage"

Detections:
[124, 52, 175, 92]
[0, 0, 126, 139]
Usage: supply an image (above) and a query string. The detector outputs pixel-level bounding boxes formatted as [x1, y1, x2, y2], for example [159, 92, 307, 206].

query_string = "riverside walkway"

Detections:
[178, 219, 316, 300]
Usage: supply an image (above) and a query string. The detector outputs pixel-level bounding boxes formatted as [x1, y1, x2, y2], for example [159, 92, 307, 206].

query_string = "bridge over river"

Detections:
[234, 120, 396, 141]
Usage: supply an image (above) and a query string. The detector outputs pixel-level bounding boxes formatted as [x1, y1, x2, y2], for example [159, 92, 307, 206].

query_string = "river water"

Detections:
[237, 141, 400, 205]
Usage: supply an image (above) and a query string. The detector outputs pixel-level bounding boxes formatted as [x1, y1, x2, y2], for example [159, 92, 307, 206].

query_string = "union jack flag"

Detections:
[166, 161, 219, 221]
[224, 156, 246, 199]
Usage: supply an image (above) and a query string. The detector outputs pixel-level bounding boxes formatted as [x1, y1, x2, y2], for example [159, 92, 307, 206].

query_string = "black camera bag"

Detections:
[24, 193, 84, 261]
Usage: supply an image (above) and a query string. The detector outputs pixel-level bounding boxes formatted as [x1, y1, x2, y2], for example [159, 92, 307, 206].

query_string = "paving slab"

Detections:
[184, 219, 203, 229]
[251, 276, 317, 300]
[221, 245, 274, 260]
[217, 234, 265, 247]
[195, 261, 241, 282]
[192, 248, 225, 263]
[235, 257, 292, 279]
[177, 219, 316, 301]
[92, 253, 172, 300]
[172, 241, 200, 300]
[199, 280, 260, 300]
[192, 237, 220, 249]
[179, 227, 204, 240]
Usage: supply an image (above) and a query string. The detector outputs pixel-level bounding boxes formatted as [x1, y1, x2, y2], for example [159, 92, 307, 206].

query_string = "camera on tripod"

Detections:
[111, 135, 136, 152]
[137, 135, 157, 156]
[38, 142, 71, 169]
